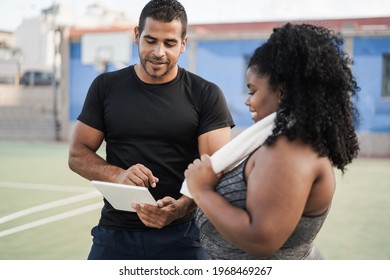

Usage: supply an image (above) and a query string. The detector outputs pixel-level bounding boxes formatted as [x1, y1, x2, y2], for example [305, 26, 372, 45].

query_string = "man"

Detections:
[68, 0, 234, 260]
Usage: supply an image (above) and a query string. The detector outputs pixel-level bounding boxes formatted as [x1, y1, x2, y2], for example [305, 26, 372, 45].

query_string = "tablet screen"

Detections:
[92, 180, 157, 212]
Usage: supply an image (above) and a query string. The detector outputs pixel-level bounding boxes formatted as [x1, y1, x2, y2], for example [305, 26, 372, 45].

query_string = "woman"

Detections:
[184, 23, 360, 259]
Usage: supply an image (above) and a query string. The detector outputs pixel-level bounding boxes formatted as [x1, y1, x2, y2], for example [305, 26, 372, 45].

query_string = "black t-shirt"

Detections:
[78, 65, 234, 230]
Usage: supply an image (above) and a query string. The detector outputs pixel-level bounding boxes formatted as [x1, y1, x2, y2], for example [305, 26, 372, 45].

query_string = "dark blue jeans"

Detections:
[87, 220, 209, 260]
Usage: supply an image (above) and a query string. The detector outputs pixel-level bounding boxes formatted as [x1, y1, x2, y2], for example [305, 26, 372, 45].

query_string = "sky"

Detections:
[0, 0, 390, 32]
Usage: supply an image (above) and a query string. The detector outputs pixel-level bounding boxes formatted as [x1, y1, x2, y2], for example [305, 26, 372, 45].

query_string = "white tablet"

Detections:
[91, 180, 157, 212]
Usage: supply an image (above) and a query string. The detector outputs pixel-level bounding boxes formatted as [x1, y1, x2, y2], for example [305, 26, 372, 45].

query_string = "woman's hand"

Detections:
[184, 154, 222, 198]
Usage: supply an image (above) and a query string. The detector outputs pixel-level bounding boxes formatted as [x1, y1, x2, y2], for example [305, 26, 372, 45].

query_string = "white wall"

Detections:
[15, 18, 53, 71]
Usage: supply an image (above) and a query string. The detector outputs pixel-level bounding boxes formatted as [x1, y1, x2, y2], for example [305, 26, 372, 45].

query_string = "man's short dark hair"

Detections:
[138, 0, 188, 39]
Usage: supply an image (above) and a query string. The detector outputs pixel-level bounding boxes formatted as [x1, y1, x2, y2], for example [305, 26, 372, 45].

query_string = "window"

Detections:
[243, 54, 251, 95]
[20, 70, 54, 86]
[382, 54, 390, 98]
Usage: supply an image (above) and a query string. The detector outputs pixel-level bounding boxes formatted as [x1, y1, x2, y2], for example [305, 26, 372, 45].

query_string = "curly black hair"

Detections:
[138, 0, 188, 39]
[248, 23, 360, 172]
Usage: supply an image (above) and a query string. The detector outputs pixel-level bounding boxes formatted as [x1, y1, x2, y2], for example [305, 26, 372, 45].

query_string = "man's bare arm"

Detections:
[68, 121, 123, 182]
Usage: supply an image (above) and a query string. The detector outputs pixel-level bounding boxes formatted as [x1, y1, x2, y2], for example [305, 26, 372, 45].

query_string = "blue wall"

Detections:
[69, 42, 187, 121]
[195, 40, 265, 126]
[69, 36, 390, 133]
[353, 37, 390, 133]
[69, 43, 99, 121]
[69, 39, 264, 125]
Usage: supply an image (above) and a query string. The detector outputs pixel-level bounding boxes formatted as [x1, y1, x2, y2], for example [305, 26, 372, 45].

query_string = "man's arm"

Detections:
[68, 121, 120, 182]
[197, 126, 231, 156]
[175, 126, 232, 212]
[68, 121, 158, 187]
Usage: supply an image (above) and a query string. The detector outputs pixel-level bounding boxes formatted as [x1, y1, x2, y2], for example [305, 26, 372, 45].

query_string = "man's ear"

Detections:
[180, 36, 188, 53]
[134, 26, 140, 45]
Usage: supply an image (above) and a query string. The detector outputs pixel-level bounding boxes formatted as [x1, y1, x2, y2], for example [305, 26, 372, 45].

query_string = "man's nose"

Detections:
[153, 44, 165, 58]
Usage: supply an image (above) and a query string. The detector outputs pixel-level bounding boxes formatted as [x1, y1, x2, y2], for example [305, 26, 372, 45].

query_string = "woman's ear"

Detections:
[277, 83, 285, 100]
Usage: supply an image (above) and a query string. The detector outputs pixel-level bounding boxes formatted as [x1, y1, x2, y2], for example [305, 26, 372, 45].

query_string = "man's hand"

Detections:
[132, 197, 182, 228]
[133, 192, 196, 229]
[116, 164, 159, 188]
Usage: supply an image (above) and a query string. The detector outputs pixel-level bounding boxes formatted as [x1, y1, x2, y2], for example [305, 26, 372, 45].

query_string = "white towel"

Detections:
[180, 112, 276, 198]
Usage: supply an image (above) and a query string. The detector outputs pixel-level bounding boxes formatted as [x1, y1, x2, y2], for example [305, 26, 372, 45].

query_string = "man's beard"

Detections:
[140, 57, 177, 79]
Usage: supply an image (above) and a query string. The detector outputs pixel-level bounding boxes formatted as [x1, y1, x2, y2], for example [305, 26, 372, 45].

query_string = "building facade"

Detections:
[64, 17, 390, 157]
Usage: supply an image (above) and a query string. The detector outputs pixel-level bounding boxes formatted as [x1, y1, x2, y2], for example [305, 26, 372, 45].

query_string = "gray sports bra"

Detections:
[195, 157, 330, 260]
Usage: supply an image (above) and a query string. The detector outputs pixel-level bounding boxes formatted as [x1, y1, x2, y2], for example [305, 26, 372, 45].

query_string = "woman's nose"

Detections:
[245, 96, 251, 106]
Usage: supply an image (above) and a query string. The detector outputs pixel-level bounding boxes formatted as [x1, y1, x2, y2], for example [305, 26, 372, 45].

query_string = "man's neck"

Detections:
[134, 64, 179, 84]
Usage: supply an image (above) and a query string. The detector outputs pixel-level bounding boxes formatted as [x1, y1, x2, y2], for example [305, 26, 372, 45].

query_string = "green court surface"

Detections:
[0, 141, 389, 260]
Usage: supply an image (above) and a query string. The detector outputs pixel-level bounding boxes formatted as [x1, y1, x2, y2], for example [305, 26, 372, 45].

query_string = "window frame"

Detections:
[382, 53, 390, 98]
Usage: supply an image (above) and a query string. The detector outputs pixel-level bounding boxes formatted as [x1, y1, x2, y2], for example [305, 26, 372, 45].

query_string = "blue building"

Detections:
[63, 17, 390, 157]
